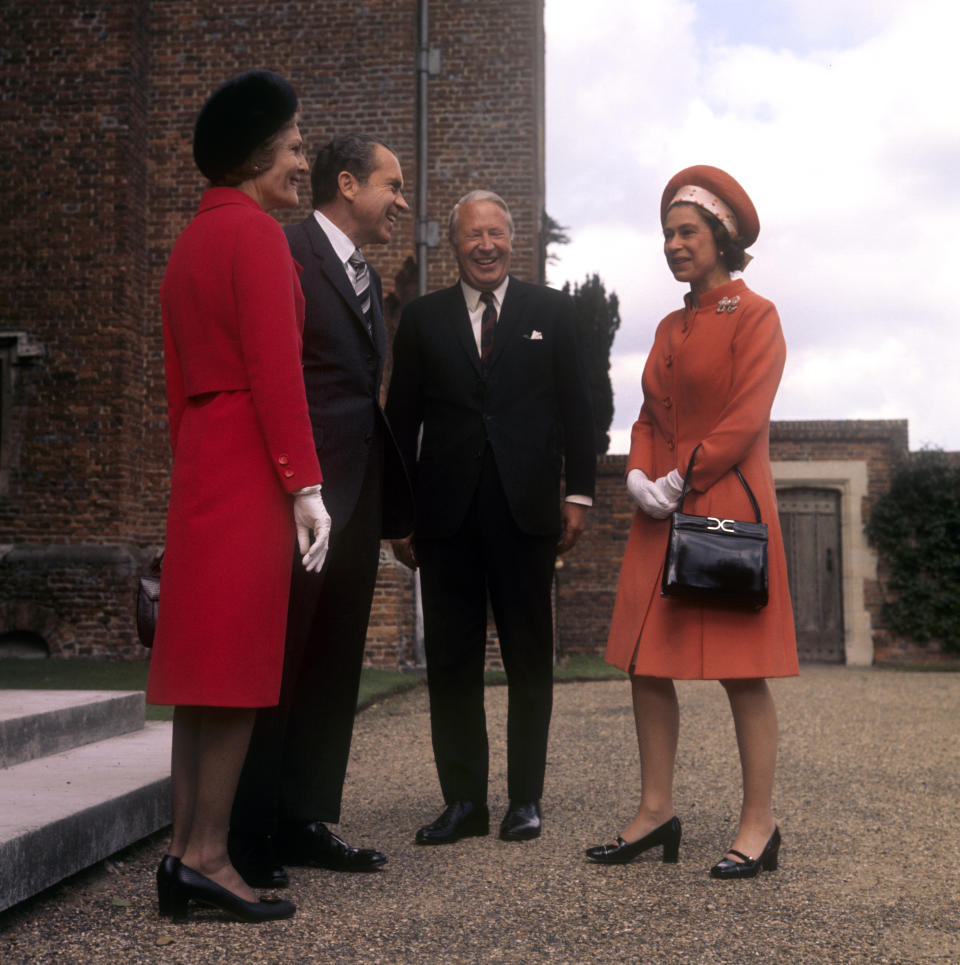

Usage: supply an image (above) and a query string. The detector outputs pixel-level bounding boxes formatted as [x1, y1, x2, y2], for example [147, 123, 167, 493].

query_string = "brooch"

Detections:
[716, 296, 740, 314]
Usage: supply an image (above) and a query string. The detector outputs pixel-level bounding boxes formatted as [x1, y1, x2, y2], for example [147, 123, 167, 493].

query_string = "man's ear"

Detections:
[338, 169, 358, 202]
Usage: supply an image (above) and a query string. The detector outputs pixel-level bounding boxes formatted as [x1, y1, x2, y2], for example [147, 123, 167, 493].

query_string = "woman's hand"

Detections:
[653, 469, 684, 509]
[627, 469, 679, 519]
[293, 484, 332, 573]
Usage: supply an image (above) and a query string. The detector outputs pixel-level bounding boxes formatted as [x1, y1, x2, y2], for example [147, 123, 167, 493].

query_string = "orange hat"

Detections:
[661, 165, 760, 248]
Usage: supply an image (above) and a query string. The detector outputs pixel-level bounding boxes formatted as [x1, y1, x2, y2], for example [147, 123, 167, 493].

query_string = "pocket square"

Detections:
[525, 330, 543, 341]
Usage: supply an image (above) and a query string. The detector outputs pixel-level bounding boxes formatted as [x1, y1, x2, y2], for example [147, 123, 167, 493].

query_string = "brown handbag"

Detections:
[135, 550, 163, 647]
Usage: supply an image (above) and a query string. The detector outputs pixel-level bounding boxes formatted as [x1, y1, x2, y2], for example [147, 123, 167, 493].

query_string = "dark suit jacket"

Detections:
[385, 277, 596, 538]
[286, 215, 412, 537]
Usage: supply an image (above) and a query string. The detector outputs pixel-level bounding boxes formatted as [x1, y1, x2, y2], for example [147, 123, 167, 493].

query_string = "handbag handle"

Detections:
[678, 444, 762, 523]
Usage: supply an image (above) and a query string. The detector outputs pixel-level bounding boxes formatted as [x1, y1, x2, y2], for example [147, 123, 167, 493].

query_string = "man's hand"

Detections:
[391, 533, 418, 570]
[558, 502, 588, 555]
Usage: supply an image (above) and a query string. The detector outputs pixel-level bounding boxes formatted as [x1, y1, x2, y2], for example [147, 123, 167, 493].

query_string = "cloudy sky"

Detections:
[544, 0, 958, 453]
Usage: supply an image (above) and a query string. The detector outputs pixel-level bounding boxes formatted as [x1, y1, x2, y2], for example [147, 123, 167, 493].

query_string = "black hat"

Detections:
[193, 70, 298, 182]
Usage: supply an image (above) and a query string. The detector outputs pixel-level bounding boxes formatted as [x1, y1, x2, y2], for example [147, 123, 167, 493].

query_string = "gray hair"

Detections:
[448, 190, 515, 242]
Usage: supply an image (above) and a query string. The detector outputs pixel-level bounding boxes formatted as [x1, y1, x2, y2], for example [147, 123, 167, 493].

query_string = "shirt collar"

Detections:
[460, 275, 510, 312]
[313, 209, 358, 266]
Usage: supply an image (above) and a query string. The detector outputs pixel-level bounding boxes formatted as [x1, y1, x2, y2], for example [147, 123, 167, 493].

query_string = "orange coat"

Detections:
[606, 279, 798, 679]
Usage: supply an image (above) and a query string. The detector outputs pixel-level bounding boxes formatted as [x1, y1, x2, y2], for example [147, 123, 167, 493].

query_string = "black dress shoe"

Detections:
[415, 801, 490, 845]
[228, 830, 289, 888]
[499, 800, 542, 841]
[278, 821, 387, 871]
[710, 826, 780, 879]
[167, 863, 296, 923]
[156, 854, 181, 918]
[585, 816, 682, 864]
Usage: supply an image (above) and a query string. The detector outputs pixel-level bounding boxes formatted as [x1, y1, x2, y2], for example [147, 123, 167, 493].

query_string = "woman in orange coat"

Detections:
[586, 166, 797, 879]
[146, 71, 330, 921]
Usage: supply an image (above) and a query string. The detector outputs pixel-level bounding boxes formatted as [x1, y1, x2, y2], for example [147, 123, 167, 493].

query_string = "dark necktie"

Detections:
[348, 249, 371, 318]
[479, 291, 497, 373]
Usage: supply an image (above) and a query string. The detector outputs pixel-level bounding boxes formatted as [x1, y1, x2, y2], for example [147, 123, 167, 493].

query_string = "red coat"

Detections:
[147, 189, 322, 707]
[606, 279, 798, 680]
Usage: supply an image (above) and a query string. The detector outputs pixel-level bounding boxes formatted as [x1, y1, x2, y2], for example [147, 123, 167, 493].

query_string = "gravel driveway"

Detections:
[1, 665, 957, 963]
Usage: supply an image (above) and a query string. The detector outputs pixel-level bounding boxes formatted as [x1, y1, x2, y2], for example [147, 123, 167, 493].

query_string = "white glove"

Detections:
[652, 469, 684, 513]
[293, 484, 332, 573]
[626, 469, 675, 520]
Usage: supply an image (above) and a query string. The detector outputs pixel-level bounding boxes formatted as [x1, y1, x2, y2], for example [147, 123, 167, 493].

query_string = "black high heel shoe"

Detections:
[585, 816, 682, 864]
[709, 826, 780, 879]
[166, 862, 296, 923]
[156, 854, 181, 918]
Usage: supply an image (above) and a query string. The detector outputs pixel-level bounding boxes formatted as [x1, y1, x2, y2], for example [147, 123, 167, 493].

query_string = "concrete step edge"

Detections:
[0, 720, 172, 913]
[0, 690, 147, 769]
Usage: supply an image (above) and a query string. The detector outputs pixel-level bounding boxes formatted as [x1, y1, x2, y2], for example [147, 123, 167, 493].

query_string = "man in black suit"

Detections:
[230, 135, 413, 884]
[386, 190, 596, 845]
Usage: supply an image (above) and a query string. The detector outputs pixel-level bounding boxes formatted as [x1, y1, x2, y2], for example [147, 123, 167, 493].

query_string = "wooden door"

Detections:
[776, 488, 844, 662]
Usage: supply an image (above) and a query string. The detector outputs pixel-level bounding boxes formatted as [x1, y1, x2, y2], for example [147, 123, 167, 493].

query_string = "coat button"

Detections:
[278, 454, 290, 465]
[666, 438, 675, 450]
[664, 354, 673, 367]
[663, 397, 672, 409]
[283, 468, 294, 478]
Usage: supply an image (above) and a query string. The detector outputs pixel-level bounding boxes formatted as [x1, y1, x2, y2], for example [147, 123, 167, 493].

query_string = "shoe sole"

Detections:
[415, 826, 490, 845]
[498, 828, 541, 841]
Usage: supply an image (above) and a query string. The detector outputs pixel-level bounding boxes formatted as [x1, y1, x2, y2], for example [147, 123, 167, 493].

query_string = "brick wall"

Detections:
[0, 0, 545, 658]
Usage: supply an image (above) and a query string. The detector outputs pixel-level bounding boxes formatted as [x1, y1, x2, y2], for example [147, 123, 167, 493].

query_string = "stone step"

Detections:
[0, 690, 146, 768]
[0, 712, 171, 913]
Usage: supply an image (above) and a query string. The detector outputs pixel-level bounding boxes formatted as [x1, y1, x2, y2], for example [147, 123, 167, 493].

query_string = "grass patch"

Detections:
[0, 658, 422, 722]
[555, 652, 627, 681]
[482, 651, 625, 686]
[0, 652, 622, 721]
[357, 668, 424, 709]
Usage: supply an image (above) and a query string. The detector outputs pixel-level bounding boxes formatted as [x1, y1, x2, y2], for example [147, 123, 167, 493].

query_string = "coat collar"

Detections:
[196, 186, 263, 215]
[683, 277, 747, 312]
[450, 275, 527, 375]
[300, 214, 381, 347]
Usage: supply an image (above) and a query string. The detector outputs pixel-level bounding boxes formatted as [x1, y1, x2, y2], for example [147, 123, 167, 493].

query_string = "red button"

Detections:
[278, 454, 289, 465]
[283, 469, 294, 478]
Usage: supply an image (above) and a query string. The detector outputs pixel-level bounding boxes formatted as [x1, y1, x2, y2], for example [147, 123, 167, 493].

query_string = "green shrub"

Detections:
[866, 449, 960, 653]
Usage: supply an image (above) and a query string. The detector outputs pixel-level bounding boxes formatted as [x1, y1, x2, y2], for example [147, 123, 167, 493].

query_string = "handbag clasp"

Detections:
[707, 517, 735, 533]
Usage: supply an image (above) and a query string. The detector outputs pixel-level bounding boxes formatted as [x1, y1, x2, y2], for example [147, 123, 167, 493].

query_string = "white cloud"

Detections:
[546, 0, 960, 452]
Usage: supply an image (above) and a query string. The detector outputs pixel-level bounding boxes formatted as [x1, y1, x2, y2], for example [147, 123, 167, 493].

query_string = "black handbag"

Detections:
[136, 551, 163, 648]
[661, 445, 769, 610]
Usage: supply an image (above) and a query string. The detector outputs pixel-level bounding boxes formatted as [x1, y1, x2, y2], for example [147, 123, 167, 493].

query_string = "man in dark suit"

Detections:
[386, 190, 596, 845]
[230, 135, 413, 884]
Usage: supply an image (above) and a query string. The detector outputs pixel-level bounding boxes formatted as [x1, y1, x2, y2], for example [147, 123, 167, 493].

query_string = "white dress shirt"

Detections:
[460, 276, 510, 355]
[314, 209, 364, 289]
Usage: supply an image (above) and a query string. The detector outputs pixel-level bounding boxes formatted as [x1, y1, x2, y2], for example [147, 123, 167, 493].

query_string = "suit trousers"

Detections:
[417, 447, 558, 805]
[231, 430, 384, 832]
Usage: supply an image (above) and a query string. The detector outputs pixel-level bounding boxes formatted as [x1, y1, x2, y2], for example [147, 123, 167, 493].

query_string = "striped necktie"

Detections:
[479, 291, 497, 373]
[348, 249, 371, 317]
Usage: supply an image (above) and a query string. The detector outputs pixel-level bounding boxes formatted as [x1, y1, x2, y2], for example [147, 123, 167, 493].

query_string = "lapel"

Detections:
[369, 273, 386, 362]
[447, 284, 481, 375]
[486, 276, 525, 373]
[302, 215, 376, 348]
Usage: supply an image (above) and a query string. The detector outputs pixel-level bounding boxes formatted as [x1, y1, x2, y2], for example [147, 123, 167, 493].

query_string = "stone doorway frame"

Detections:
[771, 460, 875, 666]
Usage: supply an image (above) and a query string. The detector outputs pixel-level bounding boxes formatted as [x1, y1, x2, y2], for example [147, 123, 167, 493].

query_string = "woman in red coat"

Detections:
[586, 167, 797, 879]
[146, 71, 330, 922]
